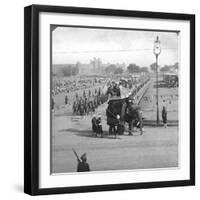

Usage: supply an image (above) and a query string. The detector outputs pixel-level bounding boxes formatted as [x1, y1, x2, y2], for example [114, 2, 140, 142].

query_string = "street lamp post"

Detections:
[153, 36, 161, 126]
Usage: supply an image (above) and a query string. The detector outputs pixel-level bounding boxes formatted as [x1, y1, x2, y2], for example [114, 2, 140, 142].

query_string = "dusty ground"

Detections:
[51, 112, 178, 173]
[52, 78, 179, 174]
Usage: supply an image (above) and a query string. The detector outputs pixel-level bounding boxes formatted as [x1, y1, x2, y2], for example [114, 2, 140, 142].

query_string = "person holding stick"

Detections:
[72, 148, 90, 172]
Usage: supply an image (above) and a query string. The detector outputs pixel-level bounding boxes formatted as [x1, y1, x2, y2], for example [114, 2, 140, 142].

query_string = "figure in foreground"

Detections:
[72, 148, 90, 172]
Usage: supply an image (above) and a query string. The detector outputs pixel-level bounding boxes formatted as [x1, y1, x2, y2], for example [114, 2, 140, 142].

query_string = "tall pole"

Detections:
[156, 55, 159, 125]
[153, 36, 161, 126]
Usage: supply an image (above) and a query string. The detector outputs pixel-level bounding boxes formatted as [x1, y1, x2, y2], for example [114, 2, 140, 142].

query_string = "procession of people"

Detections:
[52, 74, 173, 141]
[71, 87, 108, 116]
[52, 76, 107, 96]
[91, 77, 150, 137]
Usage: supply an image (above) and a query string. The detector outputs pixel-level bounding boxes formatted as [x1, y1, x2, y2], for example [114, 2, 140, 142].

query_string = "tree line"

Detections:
[150, 62, 178, 73]
[104, 63, 149, 74]
[104, 62, 179, 74]
[53, 62, 179, 77]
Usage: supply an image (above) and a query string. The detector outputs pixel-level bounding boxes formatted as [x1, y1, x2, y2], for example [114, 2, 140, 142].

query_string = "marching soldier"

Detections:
[65, 95, 68, 105]
[79, 101, 84, 116]
[88, 89, 91, 97]
[72, 101, 77, 114]
[83, 90, 86, 98]
[72, 149, 90, 172]
[98, 87, 101, 96]
[77, 153, 90, 172]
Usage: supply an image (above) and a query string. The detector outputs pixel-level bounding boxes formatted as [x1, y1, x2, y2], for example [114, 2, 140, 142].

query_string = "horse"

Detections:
[121, 101, 143, 135]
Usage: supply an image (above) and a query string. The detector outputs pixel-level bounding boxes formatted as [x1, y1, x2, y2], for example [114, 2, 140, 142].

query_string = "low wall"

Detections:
[143, 120, 178, 126]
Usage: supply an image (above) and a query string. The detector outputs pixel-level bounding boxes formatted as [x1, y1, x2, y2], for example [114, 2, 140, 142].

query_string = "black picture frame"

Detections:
[24, 4, 195, 196]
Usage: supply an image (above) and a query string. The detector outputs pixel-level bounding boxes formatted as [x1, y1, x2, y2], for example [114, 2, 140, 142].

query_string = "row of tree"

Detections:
[104, 64, 149, 74]
[150, 62, 179, 73]
[104, 62, 179, 74]
[160, 62, 179, 73]
[127, 64, 149, 73]
[54, 62, 179, 77]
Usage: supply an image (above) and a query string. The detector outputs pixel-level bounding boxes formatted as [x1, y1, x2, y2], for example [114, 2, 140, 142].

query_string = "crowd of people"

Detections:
[72, 87, 108, 115]
[130, 78, 150, 98]
[51, 75, 151, 119]
[52, 76, 107, 96]
[91, 77, 151, 137]
[106, 77, 150, 99]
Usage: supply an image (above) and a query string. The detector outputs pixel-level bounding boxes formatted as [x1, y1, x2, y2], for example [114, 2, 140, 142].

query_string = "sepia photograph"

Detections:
[50, 25, 179, 174]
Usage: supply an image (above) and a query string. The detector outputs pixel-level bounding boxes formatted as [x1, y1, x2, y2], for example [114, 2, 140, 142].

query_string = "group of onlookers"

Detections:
[52, 77, 107, 96]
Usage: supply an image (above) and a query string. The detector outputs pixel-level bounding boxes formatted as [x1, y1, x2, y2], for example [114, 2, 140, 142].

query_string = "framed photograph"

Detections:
[24, 4, 195, 195]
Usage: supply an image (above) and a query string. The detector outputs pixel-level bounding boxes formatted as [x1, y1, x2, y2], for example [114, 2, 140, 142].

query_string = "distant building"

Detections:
[52, 58, 127, 76]
[90, 57, 102, 73]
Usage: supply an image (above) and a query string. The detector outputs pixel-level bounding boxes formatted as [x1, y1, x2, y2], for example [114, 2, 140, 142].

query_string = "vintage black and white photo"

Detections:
[51, 26, 179, 174]
[24, 5, 195, 195]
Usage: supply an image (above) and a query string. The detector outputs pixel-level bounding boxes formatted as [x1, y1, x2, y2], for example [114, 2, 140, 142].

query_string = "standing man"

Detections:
[88, 89, 91, 97]
[65, 95, 68, 105]
[162, 106, 167, 128]
[96, 114, 103, 137]
[51, 97, 55, 112]
[91, 115, 97, 133]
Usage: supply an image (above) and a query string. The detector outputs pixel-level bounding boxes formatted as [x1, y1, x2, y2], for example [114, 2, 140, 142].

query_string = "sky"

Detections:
[52, 26, 179, 67]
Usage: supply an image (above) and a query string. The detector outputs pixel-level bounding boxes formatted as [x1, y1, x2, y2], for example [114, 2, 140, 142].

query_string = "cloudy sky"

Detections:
[52, 26, 179, 67]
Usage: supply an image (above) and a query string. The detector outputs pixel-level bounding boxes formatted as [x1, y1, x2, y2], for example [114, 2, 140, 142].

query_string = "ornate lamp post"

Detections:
[153, 36, 161, 126]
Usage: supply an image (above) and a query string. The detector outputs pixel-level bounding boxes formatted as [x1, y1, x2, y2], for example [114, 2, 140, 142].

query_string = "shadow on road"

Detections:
[58, 128, 144, 139]
[59, 128, 123, 139]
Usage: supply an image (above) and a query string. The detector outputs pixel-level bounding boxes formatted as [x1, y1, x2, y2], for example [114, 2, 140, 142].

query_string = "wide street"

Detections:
[51, 75, 179, 174]
[52, 101, 178, 173]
